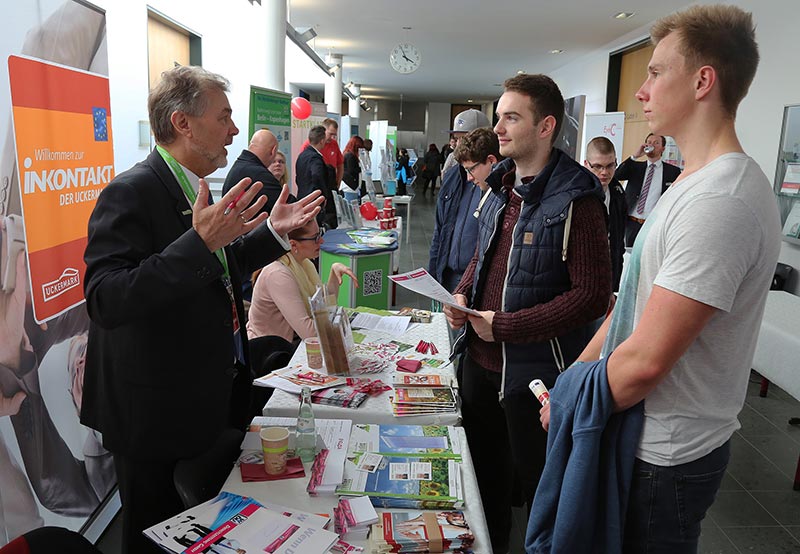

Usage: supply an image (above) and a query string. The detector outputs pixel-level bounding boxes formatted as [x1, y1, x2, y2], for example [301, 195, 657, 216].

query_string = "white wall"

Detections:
[548, 0, 800, 292]
[426, 102, 452, 150]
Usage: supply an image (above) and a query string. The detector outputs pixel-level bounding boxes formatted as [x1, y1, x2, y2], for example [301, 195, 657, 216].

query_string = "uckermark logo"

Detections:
[42, 267, 80, 302]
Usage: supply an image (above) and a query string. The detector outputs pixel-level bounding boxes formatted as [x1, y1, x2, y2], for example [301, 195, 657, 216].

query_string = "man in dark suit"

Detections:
[296, 125, 336, 229]
[615, 133, 681, 246]
[223, 129, 294, 300]
[223, 129, 287, 216]
[80, 66, 322, 554]
[584, 136, 627, 291]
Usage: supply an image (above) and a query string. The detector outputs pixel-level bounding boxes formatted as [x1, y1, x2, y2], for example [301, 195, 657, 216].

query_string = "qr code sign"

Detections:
[362, 269, 383, 296]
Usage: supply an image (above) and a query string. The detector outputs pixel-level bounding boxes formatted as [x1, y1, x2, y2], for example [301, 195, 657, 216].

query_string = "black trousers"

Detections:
[461, 355, 548, 552]
[113, 454, 184, 554]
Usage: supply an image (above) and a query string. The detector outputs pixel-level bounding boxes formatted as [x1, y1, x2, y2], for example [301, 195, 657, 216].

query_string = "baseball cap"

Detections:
[449, 109, 490, 133]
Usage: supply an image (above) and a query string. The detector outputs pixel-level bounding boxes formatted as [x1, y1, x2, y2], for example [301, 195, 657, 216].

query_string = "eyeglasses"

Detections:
[294, 229, 325, 242]
[588, 161, 617, 172]
[464, 161, 482, 178]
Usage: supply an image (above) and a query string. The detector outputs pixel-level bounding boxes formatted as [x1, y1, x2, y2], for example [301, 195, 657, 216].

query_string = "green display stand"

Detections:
[319, 229, 397, 310]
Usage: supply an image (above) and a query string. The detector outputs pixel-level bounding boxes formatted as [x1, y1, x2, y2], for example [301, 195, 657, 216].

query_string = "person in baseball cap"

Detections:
[450, 108, 492, 134]
[429, 108, 493, 356]
[441, 109, 491, 176]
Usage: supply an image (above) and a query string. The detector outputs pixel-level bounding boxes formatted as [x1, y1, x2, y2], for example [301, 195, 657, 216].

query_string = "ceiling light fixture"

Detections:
[613, 12, 635, 20]
[549, 49, 564, 54]
[517, 70, 525, 75]
[467, 99, 473, 103]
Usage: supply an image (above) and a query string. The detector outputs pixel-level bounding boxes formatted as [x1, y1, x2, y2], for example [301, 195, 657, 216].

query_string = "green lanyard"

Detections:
[156, 146, 229, 278]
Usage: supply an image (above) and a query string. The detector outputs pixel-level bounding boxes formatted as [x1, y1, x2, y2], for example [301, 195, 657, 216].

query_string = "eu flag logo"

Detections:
[93, 107, 108, 141]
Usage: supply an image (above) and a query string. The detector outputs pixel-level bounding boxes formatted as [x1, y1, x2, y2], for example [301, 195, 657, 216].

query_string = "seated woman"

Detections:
[246, 219, 356, 343]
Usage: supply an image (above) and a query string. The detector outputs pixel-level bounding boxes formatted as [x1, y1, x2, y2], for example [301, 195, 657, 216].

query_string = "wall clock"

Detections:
[389, 43, 421, 74]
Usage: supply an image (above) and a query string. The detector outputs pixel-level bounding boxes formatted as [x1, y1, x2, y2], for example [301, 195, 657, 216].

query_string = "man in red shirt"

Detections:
[302, 118, 344, 186]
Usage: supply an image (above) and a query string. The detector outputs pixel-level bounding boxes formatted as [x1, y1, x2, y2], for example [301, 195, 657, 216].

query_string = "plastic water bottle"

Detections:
[296, 386, 317, 463]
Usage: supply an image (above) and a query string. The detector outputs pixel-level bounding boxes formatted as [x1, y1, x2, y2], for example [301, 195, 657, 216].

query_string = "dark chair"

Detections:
[771, 262, 793, 291]
[0, 527, 101, 554]
[173, 427, 244, 509]
[247, 335, 297, 420]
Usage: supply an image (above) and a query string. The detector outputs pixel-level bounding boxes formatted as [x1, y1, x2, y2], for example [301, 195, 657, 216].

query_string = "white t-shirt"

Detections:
[603, 153, 781, 466]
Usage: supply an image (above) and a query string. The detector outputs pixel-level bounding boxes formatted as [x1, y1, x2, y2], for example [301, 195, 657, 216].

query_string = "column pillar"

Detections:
[324, 53, 343, 114]
[263, 0, 286, 91]
[348, 84, 361, 118]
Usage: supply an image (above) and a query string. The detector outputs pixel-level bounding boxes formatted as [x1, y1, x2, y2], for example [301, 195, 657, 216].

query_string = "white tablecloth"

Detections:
[264, 313, 460, 425]
[753, 290, 800, 400]
[220, 426, 491, 553]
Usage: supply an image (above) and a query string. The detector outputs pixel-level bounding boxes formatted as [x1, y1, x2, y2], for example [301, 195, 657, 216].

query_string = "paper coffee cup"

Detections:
[260, 426, 289, 475]
[305, 337, 323, 369]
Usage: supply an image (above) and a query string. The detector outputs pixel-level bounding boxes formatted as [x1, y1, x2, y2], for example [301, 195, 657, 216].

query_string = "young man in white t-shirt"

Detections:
[541, 5, 781, 552]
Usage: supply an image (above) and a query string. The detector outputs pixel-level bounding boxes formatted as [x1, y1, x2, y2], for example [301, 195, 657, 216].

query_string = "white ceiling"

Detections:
[288, 0, 694, 104]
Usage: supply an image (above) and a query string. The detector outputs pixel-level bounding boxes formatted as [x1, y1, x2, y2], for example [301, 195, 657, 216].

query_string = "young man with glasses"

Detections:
[428, 109, 491, 293]
[585, 136, 627, 291]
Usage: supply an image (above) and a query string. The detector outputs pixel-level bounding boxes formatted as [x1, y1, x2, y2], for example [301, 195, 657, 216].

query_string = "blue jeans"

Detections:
[623, 440, 730, 554]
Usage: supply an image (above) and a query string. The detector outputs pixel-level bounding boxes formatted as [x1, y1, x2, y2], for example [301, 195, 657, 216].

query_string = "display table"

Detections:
[319, 229, 398, 310]
[362, 216, 402, 272]
[753, 291, 800, 402]
[751, 290, 800, 489]
[391, 195, 413, 243]
[264, 313, 459, 426]
[220, 426, 491, 553]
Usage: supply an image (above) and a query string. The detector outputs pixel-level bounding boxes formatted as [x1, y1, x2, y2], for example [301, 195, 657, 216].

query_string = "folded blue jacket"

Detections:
[526, 357, 644, 554]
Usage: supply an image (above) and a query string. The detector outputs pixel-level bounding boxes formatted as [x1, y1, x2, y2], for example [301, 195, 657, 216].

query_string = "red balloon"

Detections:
[360, 202, 378, 221]
[291, 97, 312, 120]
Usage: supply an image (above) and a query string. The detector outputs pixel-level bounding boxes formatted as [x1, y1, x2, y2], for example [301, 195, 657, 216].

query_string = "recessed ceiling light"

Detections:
[467, 99, 473, 103]
[613, 12, 635, 20]
[550, 49, 564, 54]
[517, 70, 525, 75]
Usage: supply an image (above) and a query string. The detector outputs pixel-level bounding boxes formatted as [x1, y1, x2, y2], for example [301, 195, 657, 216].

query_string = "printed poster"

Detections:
[8, 55, 113, 323]
[0, 0, 117, 546]
[249, 86, 291, 180]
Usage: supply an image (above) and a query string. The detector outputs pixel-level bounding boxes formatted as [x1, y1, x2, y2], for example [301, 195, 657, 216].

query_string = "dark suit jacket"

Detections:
[606, 179, 627, 292]
[615, 157, 681, 211]
[295, 144, 336, 228]
[222, 150, 289, 216]
[81, 149, 287, 461]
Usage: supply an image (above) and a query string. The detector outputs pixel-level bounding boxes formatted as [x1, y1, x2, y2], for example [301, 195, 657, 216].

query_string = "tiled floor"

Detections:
[97, 189, 800, 553]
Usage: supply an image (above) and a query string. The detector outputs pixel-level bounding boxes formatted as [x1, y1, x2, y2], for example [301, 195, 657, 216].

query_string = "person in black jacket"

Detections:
[80, 66, 323, 554]
[222, 129, 289, 216]
[584, 136, 627, 291]
[614, 133, 681, 246]
[419, 144, 442, 195]
[342, 135, 365, 192]
[295, 126, 337, 229]
[223, 130, 296, 300]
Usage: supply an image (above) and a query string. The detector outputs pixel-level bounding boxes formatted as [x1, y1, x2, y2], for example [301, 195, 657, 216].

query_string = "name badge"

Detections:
[523, 232, 534, 245]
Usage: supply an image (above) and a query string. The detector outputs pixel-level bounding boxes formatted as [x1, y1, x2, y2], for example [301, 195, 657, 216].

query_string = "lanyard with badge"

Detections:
[157, 146, 245, 366]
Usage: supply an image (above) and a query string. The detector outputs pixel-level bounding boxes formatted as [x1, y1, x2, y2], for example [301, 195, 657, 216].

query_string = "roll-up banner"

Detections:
[0, 0, 117, 545]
